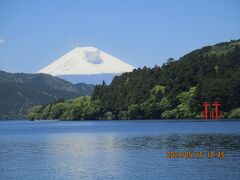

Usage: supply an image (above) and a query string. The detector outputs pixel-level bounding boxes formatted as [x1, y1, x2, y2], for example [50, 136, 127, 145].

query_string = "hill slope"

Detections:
[90, 40, 240, 118]
[29, 39, 240, 120]
[0, 71, 94, 119]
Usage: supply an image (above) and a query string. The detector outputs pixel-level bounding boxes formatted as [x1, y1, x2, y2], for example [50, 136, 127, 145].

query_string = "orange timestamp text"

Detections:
[167, 151, 224, 159]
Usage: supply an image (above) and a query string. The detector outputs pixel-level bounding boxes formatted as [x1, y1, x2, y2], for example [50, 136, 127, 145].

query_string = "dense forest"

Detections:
[28, 40, 240, 120]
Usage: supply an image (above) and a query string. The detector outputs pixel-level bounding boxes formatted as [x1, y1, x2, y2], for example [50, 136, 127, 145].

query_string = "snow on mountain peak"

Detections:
[37, 47, 135, 76]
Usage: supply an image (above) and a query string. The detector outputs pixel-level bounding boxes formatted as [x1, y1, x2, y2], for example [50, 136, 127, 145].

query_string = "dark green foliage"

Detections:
[0, 71, 95, 119]
[29, 39, 240, 120]
[91, 39, 240, 119]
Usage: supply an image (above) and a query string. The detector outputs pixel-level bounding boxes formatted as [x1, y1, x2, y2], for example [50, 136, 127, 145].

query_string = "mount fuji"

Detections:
[37, 47, 135, 84]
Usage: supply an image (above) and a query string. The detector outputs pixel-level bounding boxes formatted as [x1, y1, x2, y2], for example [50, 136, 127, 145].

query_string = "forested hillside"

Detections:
[28, 40, 240, 120]
[0, 71, 94, 119]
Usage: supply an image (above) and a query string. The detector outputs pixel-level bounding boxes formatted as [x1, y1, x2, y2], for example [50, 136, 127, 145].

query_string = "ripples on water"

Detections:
[0, 120, 240, 179]
[116, 134, 240, 151]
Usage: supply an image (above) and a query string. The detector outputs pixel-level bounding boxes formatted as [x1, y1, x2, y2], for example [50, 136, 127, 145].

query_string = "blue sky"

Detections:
[0, 0, 239, 73]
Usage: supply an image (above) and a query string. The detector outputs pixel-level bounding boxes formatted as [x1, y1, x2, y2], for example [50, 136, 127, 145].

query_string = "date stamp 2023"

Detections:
[167, 151, 224, 159]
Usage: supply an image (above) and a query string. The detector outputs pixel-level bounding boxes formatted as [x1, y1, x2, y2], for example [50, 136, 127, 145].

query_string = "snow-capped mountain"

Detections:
[37, 47, 134, 84]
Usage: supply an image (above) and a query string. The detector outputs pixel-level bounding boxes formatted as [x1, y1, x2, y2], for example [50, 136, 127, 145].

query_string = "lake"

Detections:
[0, 120, 240, 180]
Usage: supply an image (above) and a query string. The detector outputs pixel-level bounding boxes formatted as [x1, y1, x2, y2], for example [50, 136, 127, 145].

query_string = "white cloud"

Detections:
[0, 37, 5, 44]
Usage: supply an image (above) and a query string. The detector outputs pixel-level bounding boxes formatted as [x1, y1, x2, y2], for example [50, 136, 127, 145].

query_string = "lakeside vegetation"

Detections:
[28, 40, 240, 120]
[0, 71, 94, 119]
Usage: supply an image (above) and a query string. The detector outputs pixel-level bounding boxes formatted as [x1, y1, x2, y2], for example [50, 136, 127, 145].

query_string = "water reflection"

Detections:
[1, 120, 240, 179]
[1, 133, 240, 179]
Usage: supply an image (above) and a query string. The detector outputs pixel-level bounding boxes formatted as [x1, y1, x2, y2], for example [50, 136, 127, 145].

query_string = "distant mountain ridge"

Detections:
[0, 70, 94, 119]
[37, 47, 135, 84]
[58, 74, 117, 84]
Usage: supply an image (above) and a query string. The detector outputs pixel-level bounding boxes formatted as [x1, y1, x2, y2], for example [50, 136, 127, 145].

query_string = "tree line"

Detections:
[28, 40, 240, 120]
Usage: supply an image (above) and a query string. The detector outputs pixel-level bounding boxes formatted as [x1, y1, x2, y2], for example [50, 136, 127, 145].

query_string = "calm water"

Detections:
[0, 120, 240, 180]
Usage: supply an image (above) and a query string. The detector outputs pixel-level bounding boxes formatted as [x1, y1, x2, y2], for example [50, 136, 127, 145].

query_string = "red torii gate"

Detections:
[201, 102, 210, 119]
[201, 101, 223, 119]
[210, 101, 223, 119]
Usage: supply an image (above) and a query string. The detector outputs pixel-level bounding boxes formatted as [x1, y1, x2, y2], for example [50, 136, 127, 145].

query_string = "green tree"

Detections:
[175, 87, 196, 118]
[228, 108, 240, 118]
